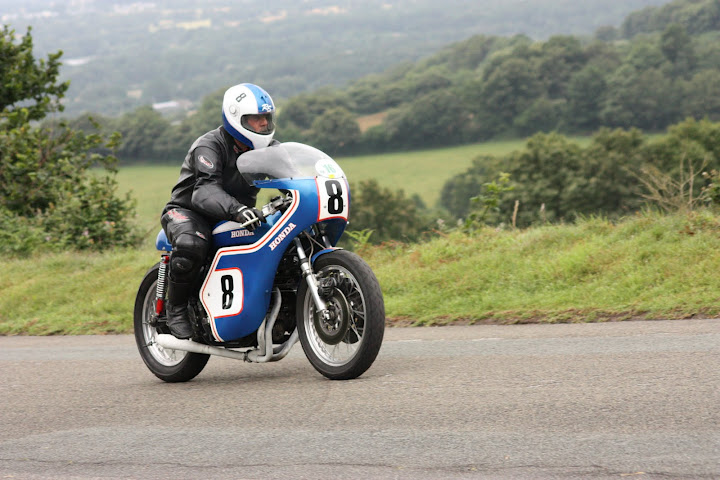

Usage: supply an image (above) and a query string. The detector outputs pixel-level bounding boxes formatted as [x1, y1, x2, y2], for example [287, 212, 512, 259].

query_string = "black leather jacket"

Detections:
[163, 126, 276, 223]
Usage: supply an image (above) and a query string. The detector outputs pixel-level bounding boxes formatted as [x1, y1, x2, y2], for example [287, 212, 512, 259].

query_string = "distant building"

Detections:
[152, 100, 193, 115]
[65, 57, 94, 67]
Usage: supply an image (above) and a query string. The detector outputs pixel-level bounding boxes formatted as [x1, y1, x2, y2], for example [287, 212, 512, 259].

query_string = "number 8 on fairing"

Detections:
[201, 268, 244, 318]
[220, 275, 234, 309]
[317, 178, 349, 221]
[326, 180, 344, 214]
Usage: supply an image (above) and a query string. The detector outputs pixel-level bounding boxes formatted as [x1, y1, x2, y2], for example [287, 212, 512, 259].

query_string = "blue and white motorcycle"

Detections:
[134, 143, 385, 382]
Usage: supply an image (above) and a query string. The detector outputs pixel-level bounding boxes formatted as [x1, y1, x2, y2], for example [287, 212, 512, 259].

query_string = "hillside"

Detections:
[84, 0, 720, 163]
[270, 0, 720, 155]
[2, 0, 666, 116]
[621, 0, 720, 38]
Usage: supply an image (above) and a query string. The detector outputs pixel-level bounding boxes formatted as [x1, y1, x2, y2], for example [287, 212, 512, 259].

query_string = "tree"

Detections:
[502, 133, 585, 226]
[385, 89, 471, 148]
[280, 89, 352, 130]
[513, 96, 565, 137]
[439, 156, 499, 219]
[114, 105, 173, 161]
[566, 65, 608, 132]
[571, 128, 645, 215]
[601, 66, 677, 130]
[440, 130, 649, 227]
[405, 68, 453, 97]
[620, 6, 656, 39]
[683, 69, 720, 121]
[660, 24, 696, 78]
[645, 118, 720, 174]
[583, 41, 622, 73]
[345, 66, 410, 115]
[537, 35, 586, 99]
[624, 38, 667, 71]
[661, 24, 692, 63]
[480, 57, 543, 133]
[0, 26, 68, 127]
[0, 25, 138, 255]
[621, 0, 720, 38]
[309, 107, 361, 155]
[637, 122, 719, 209]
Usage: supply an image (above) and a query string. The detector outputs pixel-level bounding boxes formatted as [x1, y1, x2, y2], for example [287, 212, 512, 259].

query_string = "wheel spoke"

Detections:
[142, 279, 186, 367]
[348, 323, 361, 340]
[305, 264, 366, 366]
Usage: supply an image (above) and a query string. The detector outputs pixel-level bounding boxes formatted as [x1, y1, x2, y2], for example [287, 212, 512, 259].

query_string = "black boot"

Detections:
[165, 279, 194, 339]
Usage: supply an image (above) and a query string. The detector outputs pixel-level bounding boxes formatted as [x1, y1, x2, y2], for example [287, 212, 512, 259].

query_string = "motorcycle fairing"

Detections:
[201, 175, 350, 342]
[211, 220, 272, 248]
[201, 186, 300, 341]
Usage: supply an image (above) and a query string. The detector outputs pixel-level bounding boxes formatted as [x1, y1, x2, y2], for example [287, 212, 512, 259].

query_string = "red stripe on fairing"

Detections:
[205, 190, 300, 341]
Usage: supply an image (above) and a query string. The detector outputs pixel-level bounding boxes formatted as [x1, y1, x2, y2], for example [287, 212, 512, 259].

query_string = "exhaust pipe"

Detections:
[155, 334, 247, 360]
[155, 288, 297, 363]
[246, 288, 282, 363]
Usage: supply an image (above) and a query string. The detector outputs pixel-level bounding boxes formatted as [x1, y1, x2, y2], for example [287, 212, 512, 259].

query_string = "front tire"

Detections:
[297, 250, 385, 380]
[133, 263, 209, 382]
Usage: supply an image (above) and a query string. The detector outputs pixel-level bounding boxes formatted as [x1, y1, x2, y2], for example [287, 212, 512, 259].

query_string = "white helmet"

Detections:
[222, 83, 276, 149]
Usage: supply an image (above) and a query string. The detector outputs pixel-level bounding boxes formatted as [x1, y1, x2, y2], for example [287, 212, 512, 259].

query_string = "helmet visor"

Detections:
[241, 113, 275, 135]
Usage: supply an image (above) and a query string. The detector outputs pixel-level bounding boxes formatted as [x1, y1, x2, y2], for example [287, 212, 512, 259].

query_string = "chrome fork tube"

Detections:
[293, 238, 329, 318]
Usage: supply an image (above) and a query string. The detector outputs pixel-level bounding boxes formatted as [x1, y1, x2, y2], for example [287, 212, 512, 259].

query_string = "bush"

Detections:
[347, 179, 433, 244]
[0, 117, 141, 255]
[440, 120, 720, 228]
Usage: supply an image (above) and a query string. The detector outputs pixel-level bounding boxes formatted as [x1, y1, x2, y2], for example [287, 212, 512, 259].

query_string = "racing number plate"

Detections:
[202, 267, 244, 318]
[317, 178, 349, 221]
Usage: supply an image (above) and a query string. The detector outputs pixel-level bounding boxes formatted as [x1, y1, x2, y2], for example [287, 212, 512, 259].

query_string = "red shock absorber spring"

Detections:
[155, 254, 169, 315]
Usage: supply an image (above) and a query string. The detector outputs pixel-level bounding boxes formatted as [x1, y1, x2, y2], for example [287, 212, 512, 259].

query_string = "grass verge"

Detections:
[364, 211, 720, 325]
[1, 211, 719, 335]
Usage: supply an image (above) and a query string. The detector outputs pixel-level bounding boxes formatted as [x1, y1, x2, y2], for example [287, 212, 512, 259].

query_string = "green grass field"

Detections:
[118, 138, 591, 237]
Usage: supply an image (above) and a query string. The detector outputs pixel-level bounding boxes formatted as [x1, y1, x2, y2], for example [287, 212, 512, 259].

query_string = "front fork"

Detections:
[293, 238, 332, 321]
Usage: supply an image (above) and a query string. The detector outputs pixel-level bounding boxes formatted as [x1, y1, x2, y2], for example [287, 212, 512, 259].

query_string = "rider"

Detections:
[160, 83, 277, 339]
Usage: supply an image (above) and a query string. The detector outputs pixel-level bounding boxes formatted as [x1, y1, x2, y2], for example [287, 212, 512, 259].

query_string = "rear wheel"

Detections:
[297, 250, 385, 380]
[133, 263, 209, 383]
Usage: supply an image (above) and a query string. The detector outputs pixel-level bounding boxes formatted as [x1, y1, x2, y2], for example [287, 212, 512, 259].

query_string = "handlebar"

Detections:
[237, 193, 293, 229]
[262, 194, 292, 219]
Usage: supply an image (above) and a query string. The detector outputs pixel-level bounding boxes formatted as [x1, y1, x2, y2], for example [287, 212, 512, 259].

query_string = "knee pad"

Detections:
[170, 255, 195, 274]
[170, 233, 208, 282]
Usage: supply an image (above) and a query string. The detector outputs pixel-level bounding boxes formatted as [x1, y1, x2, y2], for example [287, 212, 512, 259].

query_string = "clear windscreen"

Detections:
[236, 142, 345, 184]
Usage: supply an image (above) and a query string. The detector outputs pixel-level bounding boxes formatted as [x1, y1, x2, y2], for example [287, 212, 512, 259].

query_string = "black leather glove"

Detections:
[233, 205, 264, 232]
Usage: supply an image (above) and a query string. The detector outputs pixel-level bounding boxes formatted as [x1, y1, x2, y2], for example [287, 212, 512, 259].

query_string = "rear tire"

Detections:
[297, 250, 385, 380]
[133, 263, 209, 383]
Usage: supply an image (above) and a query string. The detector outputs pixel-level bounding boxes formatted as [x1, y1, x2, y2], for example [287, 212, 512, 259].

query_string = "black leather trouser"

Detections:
[160, 208, 212, 307]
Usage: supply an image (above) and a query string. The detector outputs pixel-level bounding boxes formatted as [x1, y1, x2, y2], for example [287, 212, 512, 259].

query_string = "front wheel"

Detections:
[133, 263, 209, 383]
[297, 250, 385, 380]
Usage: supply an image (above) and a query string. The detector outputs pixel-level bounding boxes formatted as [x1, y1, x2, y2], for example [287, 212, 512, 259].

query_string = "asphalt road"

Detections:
[1, 319, 718, 479]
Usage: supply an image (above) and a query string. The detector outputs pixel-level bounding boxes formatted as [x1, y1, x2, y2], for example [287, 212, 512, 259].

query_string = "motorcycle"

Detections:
[133, 142, 385, 382]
